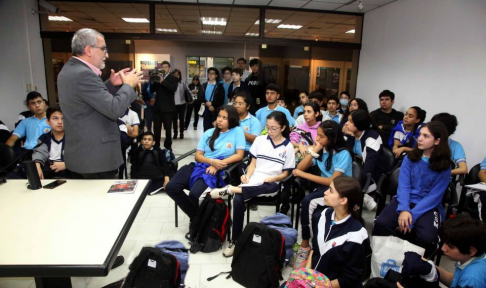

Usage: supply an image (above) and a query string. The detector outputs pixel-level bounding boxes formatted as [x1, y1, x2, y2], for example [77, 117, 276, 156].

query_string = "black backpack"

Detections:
[136, 149, 164, 180]
[122, 247, 181, 288]
[231, 223, 286, 288]
[188, 195, 231, 254]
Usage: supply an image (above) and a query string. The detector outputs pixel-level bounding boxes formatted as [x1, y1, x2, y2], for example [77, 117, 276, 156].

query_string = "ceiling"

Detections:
[43, 1, 397, 42]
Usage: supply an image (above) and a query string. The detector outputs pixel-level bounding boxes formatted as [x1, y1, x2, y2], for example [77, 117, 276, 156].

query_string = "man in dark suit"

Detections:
[58, 28, 142, 179]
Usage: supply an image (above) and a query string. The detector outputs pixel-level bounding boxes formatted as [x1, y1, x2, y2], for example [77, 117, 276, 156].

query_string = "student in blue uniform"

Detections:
[309, 176, 370, 288]
[390, 106, 426, 159]
[293, 91, 309, 119]
[291, 120, 352, 269]
[256, 84, 295, 129]
[478, 157, 486, 221]
[373, 121, 452, 257]
[165, 105, 245, 220]
[233, 91, 261, 153]
[210, 111, 295, 257]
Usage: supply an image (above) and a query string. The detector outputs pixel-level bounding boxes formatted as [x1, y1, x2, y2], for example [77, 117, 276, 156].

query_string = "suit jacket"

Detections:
[58, 57, 136, 173]
[150, 73, 179, 113]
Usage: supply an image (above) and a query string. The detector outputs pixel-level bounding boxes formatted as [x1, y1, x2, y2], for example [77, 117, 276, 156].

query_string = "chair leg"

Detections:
[227, 195, 232, 241]
[246, 203, 250, 224]
[175, 204, 178, 228]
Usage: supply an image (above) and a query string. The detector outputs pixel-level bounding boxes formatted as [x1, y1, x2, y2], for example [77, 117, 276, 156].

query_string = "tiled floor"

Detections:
[0, 121, 455, 288]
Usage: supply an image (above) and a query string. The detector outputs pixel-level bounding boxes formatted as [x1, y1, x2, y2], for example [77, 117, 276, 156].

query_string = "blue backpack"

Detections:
[260, 213, 297, 266]
[155, 240, 189, 285]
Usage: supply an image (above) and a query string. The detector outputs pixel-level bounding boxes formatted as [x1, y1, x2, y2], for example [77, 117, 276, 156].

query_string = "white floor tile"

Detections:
[0, 278, 33, 288]
[125, 222, 164, 241]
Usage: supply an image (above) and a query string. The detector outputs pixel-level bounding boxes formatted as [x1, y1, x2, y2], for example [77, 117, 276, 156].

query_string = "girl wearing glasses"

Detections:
[210, 111, 295, 257]
[291, 120, 352, 269]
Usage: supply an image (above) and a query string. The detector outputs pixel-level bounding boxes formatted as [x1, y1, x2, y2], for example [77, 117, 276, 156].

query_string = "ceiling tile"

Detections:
[353, 0, 396, 6]
[199, 0, 234, 4]
[162, 0, 197, 3]
[311, 0, 350, 4]
[268, 0, 310, 8]
[234, 0, 271, 5]
[335, 2, 378, 13]
[302, 2, 343, 10]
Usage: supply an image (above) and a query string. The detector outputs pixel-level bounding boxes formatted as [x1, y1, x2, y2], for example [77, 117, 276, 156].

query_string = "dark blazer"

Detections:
[200, 82, 225, 118]
[150, 73, 179, 113]
[58, 57, 136, 173]
[227, 81, 249, 102]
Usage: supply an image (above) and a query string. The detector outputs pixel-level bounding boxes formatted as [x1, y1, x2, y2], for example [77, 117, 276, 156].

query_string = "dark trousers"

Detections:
[232, 182, 280, 241]
[202, 107, 214, 132]
[185, 101, 201, 129]
[145, 104, 153, 132]
[153, 111, 174, 150]
[165, 163, 209, 220]
[173, 104, 186, 135]
[301, 185, 328, 240]
[372, 197, 440, 257]
[72, 169, 117, 179]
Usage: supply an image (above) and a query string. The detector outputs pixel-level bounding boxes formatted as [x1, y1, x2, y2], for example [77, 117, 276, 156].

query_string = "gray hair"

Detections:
[71, 28, 104, 56]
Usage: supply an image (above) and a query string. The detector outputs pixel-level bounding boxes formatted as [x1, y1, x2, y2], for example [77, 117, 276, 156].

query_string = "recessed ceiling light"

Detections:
[48, 16, 72, 22]
[156, 28, 177, 33]
[202, 30, 223, 35]
[277, 24, 302, 30]
[255, 19, 282, 24]
[245, 33, 259, 37]
[346, 29, 356, 33]
[122, 18, 149, 23]
[201, 17, 227, 26]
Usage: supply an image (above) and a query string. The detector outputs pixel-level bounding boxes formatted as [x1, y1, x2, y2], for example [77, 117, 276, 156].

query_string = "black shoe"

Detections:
[279, 204, 290, 215]
[185, 231, 191, 241]
[184, 126, 188, 131]
[173, 133, 178, 139]
[112, 255, 124, 269]
[180, 133, 184, 139]
[193, 127, 197, 130]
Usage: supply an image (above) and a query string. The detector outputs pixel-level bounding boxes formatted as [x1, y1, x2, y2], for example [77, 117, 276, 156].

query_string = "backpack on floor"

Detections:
[155, 240, 189, 285]
[231, 223, 286, 288]
[122, 247, 181, 288]
[260, 213, 297, 266]
[188, 194, 231, 253]
[162, 148, 176, 163]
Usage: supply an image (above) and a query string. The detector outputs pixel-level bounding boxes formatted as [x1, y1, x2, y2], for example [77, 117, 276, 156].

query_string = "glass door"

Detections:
[310, 60, 352, 98]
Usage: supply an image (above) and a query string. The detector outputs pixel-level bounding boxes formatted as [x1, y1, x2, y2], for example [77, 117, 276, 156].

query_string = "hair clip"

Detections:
[353, 205, 360, 212]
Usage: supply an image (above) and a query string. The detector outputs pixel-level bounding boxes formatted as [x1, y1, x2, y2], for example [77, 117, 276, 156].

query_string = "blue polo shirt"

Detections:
[239, 114, 262, 151]
[13, 116, 51, 150]
[324, 111, 341, 123]
[449, 138, 466, 166]
[255, 105, 295, 128]
[451, 254, 486, 288]
[293, 105, 304, 119]
[220, 80, 231, 105]
[205, 82, 216, 102]
[481, 157, 486, 170]
[197, 126, 246, 159]
[312, 149, 352, 178]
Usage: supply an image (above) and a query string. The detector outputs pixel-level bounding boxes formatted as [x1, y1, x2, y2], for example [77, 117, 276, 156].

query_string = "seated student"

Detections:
[293, 91, 309, 119]
[373, 121, 452, 257]
[290, 101, 322, 161]
[277, 98, 287, 108]
[370, 90, 404, 148]
[340, 98, 369, 127]
[233, 91, 261, 154]
[256, 84, 295, 129]
[478, 157, 486, 221]
[130, 132, 171, 194]
[295, 91, 326, 126]
[210, 111, 295, 257]
[15, 94, 48, 128]
[119, 107, 140, 139]
[291, 120, 352, 269]
[338, 91, 351, 114]
[431, 113, 467, 176]
[344, 109, 385, 211]
[32, 105, 70, 179]
[227, 68, 249, 104]
[397, 215, 486, 288]
[309, 176, 370, 288]
[322, 96, 343, 124]
[6, 92, 50, 152]
[0, 120, 10, 143]
[390, 106, 426, 159]
[165, 106, 245, 220]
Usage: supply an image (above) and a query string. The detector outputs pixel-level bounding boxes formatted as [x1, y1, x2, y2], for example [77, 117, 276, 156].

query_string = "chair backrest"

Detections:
[387, 167, 401, 197]
[0, 143, 19, 172]
[465, 163, 481, 185]
[381, 147, 396, 173]
[352, 161, 363, 183]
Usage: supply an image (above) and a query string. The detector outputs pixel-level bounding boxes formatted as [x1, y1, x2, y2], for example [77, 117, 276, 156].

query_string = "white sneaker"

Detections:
[363, 194, 377, 211]
[293, 246, 311, 269]
[223, 241, 236, 257]
[210, 185, 231, 199]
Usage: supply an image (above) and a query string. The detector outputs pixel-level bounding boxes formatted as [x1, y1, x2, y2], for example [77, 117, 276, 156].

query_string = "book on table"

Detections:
[108, 180, 138, 194]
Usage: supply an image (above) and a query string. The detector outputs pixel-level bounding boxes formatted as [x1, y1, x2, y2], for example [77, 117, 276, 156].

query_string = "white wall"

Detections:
[356, 0, 486, 166]
[0, 0, 47, 130]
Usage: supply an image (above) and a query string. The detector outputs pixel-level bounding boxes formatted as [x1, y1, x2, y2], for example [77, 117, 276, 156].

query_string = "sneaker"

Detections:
[112, 255, 124, 269]
[279, 203, 290, 215]
[293, 246, 311, 269]
[250, 204, 258, 211]
[210, 185, 231, 199]
[363, 194, 377, 211]
[223, 241, 236, 257]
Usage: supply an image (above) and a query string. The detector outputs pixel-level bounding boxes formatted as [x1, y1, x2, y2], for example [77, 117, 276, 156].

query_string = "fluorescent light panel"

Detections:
[346, 29, 355, 33]
[48, 16, 72, 21]
[255, 19, 282, 24]
[202, 30, 222, 35]
[277, 24, 302, 29]
[201, 17, 227, 26]
[122, 18, 149, 23]
[156, 28, 177, 33]
[245, 33, 259, 36]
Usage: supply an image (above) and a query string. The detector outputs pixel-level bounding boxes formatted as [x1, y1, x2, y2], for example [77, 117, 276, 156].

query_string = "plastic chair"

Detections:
[449, 164, 481, 219]
[0, 143, 21, 182]
[375, 167, 401, 216]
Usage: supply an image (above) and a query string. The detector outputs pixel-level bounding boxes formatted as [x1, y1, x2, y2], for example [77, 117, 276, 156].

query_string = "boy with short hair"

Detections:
[130, 131, 172, 194]
[338, 91, 351, 114]
[322, 96, 343, 123]
[228, 68, 249, 104]
[255, 84, 295, 130]
[246, 58, 267, 113]
[370, 90, 404, 147]
[32, 105, 70, 179]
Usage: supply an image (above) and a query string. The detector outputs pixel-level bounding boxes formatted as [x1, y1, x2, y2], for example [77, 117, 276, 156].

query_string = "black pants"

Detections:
[185, 101, 201, 129]
[173, 104, 186, 135]
[72, 169, 117, 179]
[153, 111, 175, 150]
[202, 107, 214, 132]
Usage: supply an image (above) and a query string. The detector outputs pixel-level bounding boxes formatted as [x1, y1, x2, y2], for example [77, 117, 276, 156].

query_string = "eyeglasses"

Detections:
[265, 125, 281, 132]
[91, 46, 108, 54]
[233, 102, 245, 107]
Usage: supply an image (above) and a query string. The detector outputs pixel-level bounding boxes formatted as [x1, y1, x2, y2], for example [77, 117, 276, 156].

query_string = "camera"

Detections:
[148, 68, 163, 84]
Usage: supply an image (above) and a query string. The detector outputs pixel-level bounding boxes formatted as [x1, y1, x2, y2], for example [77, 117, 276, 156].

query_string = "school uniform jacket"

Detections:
[346, 129, 385, 183]
[200, 82, 225, 119]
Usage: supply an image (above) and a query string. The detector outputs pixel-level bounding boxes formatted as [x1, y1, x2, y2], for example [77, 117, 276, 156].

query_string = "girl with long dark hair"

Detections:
[185, 75, 203, 130]
[165, 105, 245, 220]
[373, 121, 452, 257]
[390, 106, 427, 158]
[291, 120, 353, 269]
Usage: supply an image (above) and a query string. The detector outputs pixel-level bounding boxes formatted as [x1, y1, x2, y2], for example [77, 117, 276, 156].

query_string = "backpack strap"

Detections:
[189, 196, 216, 253]
[123, 247, 159, 286]
[151, 149, 162, 171]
